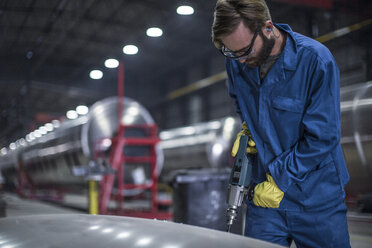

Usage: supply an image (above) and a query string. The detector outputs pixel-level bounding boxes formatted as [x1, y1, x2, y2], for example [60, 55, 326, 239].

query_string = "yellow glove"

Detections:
[253, 173, 284, 208]
[231, 122, 257, 157]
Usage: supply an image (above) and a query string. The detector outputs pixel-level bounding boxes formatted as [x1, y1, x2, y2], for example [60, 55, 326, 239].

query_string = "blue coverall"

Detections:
[226, 24, 350, 247]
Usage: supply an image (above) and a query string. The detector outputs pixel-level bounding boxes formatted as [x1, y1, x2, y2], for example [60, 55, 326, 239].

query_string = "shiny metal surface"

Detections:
[340, 81, 372, 197]
[0, 96, 163, 193]
[159, 116, 239, 177]
[0, 214, 283, 248]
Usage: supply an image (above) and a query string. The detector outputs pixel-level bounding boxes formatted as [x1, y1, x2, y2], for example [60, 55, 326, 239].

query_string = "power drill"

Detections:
[226, 134, 254, 232]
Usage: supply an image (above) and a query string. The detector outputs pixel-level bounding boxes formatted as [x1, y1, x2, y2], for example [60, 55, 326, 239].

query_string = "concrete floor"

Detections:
[1, 193, 372, 247]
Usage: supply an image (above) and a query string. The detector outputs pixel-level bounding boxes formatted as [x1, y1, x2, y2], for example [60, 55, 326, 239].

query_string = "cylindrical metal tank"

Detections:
[0, 97, 163, 195]
[159, 116, 240, 180]
[340, 81, 372, 199]
[0, 214, 284, 248]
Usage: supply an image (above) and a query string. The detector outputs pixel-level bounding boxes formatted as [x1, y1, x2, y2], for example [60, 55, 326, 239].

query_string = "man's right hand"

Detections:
[231, 122, 257, 157]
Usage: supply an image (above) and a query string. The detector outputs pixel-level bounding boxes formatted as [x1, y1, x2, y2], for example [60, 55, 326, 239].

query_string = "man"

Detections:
[211, 0, 350, 247]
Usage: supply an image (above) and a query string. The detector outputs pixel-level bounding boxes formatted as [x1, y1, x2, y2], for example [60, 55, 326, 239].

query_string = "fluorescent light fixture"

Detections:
[123, 45, 138, 55]
[104, 58, 119, 68]
[66, 110, 78, 120]
[177, 5, 194, 15]
[146, 27, 163, 37]
[89, 70, 103, 80]
[76, 105, 89, 115]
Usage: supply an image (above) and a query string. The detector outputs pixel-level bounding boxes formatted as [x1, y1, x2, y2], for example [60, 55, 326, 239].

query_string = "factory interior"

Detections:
[0, 0, 371, 247]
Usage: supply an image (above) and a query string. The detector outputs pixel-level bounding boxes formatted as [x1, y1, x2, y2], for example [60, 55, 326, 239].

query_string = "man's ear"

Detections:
[264, 20, 273, 33]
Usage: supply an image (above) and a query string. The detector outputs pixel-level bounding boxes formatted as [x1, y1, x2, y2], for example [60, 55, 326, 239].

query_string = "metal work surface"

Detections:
[1, 193, 372, 248]
[0, 214, 283, 248]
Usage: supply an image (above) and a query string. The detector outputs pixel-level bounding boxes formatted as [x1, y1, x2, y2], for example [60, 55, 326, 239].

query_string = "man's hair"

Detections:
[211, 0, 272, 49]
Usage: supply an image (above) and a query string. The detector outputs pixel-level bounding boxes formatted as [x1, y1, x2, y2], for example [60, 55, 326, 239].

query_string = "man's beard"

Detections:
[245, 31, 275, 67]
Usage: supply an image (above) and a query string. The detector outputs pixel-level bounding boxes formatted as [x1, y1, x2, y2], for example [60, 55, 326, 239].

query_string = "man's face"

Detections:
[221, 21, 275, 67]
[245, 30, 275, 67]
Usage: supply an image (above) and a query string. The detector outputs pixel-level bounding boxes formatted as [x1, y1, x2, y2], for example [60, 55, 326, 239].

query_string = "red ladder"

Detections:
[98, 124, 172, 220]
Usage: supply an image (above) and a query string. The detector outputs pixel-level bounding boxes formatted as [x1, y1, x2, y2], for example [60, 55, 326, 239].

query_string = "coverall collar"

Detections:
[274, 23, 298, 71]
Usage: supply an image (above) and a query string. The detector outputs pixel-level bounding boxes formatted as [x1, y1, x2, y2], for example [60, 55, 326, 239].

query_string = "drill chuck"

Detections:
[226, 184, 248, 232]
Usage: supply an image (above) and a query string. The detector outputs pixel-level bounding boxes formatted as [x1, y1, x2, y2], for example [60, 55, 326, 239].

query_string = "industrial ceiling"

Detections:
[0, 0, 371, 147]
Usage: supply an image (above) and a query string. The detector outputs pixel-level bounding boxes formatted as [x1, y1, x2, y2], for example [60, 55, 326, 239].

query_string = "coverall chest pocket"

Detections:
[271, 96, 305, 124]
[270, 96, 305, 143]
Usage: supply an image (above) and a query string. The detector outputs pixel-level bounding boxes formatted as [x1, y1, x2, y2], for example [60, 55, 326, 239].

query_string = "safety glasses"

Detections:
[220, 27, 260, 60]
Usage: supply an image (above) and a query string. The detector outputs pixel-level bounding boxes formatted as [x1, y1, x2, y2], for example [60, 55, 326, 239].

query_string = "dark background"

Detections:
[0, 0, 371, 147]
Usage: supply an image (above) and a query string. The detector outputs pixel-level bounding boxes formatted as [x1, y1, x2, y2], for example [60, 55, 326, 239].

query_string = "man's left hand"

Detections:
[253, 173, 284, 208]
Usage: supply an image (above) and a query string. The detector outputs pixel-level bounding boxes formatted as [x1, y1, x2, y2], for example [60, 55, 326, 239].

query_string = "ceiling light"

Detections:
[39, 126, 47, 135]
[34, 130, 42, 138]
[1, 148, 8, 155]
[104, 58, 119, 68]
[76, 105, 89, 115]
[89, 70, 103, 80]
[177, 5, 194, 15]
[66, 110, 78, 120]
[9, 143, 16, 150]
[123, 45, 138, 55]
[44, 123, 54, 132]
[146, 27, 163, 37]
[52, 120, 60, 128]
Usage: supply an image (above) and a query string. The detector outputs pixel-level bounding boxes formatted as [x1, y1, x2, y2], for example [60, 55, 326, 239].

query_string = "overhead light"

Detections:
[25, 134, 32, 142]
[9, 143, 16, 150]
[19, 138, 26, 146]
[52, 120, 60, 128]
[177, 5, 194, 15]
[123, 45, 138, 55]
[1, 148, 7, 155]
[89, 70, 103, 80]
[104, 58, 119, 68]
[39, 126, 47, 135]
[66, 110, 78, 120]
[34, 130, 42, 138]
[146, 27, 163, 37]
[44, 123, 54, 132]
[76, 105, 89, 115]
